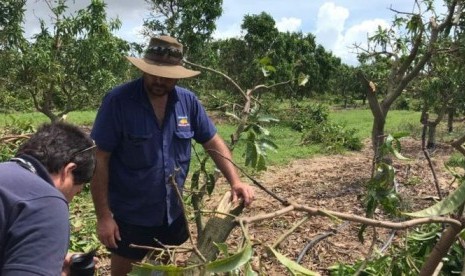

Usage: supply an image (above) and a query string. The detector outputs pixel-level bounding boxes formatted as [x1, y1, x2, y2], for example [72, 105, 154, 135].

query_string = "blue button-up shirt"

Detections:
[91, 78, 216, 226]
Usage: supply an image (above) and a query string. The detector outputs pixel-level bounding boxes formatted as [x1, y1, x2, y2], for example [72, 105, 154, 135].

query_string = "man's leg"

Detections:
[111, 253, 140, 276]
[108, 219, 157, 276]
[108, 215, 189, 275]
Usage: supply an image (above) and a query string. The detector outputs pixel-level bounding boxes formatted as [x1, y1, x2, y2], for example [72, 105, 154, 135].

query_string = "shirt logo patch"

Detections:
[177, 116, 190, 127]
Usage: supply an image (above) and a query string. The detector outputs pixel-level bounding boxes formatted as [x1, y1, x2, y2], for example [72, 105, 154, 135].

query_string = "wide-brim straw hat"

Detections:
[126, 36, 200, 79]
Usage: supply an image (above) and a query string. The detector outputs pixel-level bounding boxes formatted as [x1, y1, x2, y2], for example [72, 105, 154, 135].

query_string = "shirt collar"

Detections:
[14, 154, 55, 187]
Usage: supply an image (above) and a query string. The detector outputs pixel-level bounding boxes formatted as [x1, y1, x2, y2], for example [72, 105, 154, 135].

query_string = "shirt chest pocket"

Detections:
[174, 130, 194, 162]
[120, 133, 156, 169]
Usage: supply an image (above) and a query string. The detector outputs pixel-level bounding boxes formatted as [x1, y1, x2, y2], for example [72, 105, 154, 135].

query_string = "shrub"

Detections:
[301, 121, 363, 153]
[278, 103, 362, 153]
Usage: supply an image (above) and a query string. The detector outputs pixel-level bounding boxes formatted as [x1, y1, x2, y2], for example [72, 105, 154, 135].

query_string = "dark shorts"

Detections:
[109, 215, 189, 260]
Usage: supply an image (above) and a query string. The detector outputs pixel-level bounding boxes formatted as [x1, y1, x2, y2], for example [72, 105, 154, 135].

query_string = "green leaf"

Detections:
[191, 170, 200, 190]
[129, 263, 192, 276]
[258, 56, 272, 66]
[298, 73, 309, 86]
[261, 67, 271, 77]
[256, 154, 267, 171]
[404, 180, 465, 217]
[385, 135, 409, 160]
[225, 111, 241, 121]
[256, 125, 270, 136]
[258, 138, 279, 151]
[206, 243, 253, 273]
[244, 139, 258, 168]
[214, 242, 230, 257]
[257, 115, 280, 123]
[244, 262, 258, 276]
[267, 247, 320, 275]
[206, 173, 215, 195]
[251, 124, 264, 135]
[391, 131, 410, 139]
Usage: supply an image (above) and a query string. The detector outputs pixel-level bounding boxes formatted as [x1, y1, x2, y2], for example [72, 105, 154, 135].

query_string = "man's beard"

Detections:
[146, 84, 171, 97]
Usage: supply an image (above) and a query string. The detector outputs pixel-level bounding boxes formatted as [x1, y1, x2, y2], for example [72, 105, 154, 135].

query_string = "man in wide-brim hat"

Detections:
[90, 35, 255, 275]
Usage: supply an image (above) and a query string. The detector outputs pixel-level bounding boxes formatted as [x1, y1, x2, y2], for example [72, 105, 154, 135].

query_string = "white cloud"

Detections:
[276, 17, 302, 32]
[115, 25, 147, 44]
[334, 19, 390, 65]
[316, 2, 349, 33]
[313, 2, 392, 65]
[314, 3, 349, 59]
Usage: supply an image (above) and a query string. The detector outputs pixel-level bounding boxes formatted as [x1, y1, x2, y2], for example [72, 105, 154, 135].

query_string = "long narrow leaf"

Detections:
[257, 115, 280, 123]
[206, 243, 253, 273]
[404, 180, 465, 217]
[268, 247, 320, 276]
[258, 138, 279, 151]
[385, 135, 409, 160]
[225, 111, 241, 121]
[129, 263, 195, 276]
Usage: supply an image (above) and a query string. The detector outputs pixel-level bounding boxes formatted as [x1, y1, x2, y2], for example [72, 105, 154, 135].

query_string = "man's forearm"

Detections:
[90, 149, 112, 219]
[202, 134, 241, 186]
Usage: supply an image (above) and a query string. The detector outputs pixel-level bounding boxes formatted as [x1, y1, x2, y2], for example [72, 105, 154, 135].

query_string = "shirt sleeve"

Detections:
[191, 95, 217, 143]
[91, 93, 121, 152]
[2, 197, 69, 276]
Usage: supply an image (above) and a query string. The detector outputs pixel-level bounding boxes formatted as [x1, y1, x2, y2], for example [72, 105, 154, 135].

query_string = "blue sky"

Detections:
[24, 0, 432, 65]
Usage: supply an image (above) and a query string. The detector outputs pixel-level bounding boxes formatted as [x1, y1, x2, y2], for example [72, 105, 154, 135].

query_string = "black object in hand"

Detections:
[70, 249, 96, 276]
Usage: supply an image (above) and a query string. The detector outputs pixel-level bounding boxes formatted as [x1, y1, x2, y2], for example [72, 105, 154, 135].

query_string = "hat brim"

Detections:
[126, 57, 200, 79]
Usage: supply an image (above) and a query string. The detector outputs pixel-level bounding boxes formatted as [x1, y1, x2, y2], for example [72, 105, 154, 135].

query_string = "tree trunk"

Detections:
[447, 107, 454, 133]
[426, 105, 446, 149]
[427, 123, 437, 150]
[187, 191, 244, 264]
[419, 224, 462, 276]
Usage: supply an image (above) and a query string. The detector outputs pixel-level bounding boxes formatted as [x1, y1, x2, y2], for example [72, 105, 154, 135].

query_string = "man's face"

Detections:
[52, 163, 84, 202]
[143, 73, 178, 98]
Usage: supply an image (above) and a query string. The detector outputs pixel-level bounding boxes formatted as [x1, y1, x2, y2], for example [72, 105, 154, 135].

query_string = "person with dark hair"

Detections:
[91, 35, 255, 275]
[0, 122, 96, 275]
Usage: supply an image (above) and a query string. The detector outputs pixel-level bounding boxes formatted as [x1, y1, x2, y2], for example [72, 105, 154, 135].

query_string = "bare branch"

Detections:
[169, 171, 207, 263]
[272, 215, 310, 249]
[238, 202, 462, 229]
[184, 59, 247, 100]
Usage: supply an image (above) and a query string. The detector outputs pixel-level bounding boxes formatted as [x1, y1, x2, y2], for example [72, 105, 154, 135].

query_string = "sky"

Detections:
[23, 0, 427, 65]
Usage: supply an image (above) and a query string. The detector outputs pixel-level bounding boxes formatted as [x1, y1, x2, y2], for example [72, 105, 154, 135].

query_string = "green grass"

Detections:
[0, 108, 424, 168]
[329, 109, 422, 139]
[0, 110, 97, 127]
[214, 123, 322, 167]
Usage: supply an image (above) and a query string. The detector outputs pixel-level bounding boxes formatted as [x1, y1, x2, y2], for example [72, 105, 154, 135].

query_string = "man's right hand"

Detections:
[97, 216, 121, 248]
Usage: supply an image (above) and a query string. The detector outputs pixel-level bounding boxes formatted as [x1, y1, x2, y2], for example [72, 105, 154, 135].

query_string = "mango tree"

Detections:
[0, 0, 28, 111]
[7, 0, 131, 121]
[142, 0, 222, 58]
[357, 0, 462, 156]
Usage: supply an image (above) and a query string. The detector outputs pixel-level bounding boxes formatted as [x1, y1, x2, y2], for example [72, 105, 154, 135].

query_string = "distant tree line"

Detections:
[0, 0, 364, 121]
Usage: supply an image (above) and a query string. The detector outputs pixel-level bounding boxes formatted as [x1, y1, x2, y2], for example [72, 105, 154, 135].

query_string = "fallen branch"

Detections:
[237, 201, 462, 229]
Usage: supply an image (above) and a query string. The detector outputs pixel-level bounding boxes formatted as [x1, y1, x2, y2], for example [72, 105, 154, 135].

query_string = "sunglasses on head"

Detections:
[69, 144, 97, 161]
[146, 45, 183, 60]
[68, 143, 97, 185]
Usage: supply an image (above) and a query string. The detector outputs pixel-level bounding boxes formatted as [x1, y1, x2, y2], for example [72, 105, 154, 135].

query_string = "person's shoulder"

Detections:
[0, 163, 67, 206]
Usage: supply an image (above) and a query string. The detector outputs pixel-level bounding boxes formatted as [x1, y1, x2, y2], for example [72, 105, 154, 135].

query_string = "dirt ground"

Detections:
[203, 137, 458, 275]
[96, 137, 459, 275]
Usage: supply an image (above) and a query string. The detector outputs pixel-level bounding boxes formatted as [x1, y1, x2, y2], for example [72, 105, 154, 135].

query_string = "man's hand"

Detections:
[62, 251, 99, 276]
[97, 216, 121, 248]
[61, 253, 73, 276]
[231, 182, 255, 206]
